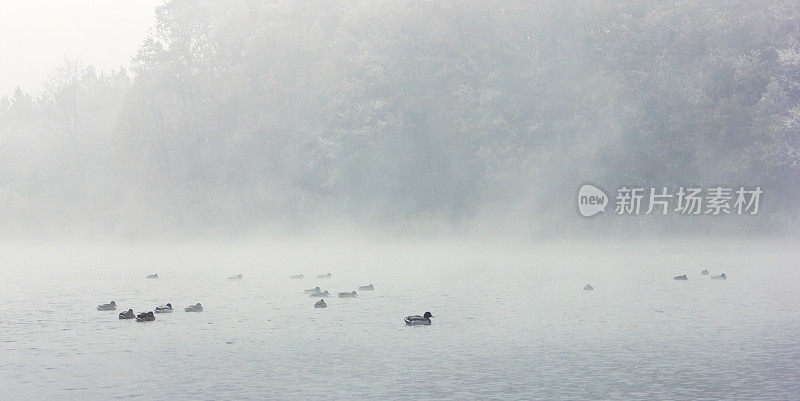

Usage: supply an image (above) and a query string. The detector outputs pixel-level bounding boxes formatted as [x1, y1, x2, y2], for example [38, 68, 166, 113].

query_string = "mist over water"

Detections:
[2, 0, 800, 399]
[1, 239, 798, 399]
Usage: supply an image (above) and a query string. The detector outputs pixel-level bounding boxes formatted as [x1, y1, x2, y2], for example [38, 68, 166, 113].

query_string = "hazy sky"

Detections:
[0, 0, 162, 97]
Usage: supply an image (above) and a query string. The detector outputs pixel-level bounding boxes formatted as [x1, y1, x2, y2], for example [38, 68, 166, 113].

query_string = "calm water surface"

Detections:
[1, 239, 798, 400]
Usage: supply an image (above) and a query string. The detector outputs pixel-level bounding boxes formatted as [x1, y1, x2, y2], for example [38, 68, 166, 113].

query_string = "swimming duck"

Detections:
[317, 273, 331, 279]
[701, 269, 710, 275]
[583, 284, 594, 291]
[146, 274, 158, 279]
[711, 273, 727, 280]
[290, 274, 304, 279]
[136, 311, 155, 322]
[674, 275, 688, 280]
[228, 274, 243, 280]
[155, 303, 173, 313]
[309, 290, 330, 297]
[97, 301, 117, 311]
[358, 284, 374, 291]
[119, 309, 135, 319]
[304, 286, 321, 294]
[405, 312, 434, 326]
[314, 299, 327, 308]
[185, 303, 203, 312]
[338, 291, 358, 298]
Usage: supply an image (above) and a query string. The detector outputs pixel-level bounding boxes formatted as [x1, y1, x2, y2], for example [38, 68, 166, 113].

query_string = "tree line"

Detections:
[1, 0, 798, 237]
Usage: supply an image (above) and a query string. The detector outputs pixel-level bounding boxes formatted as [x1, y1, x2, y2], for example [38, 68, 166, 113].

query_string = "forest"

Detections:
[1, 0, 798, 238]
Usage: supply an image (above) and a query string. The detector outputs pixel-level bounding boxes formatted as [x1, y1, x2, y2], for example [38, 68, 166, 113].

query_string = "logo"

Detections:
[576, 184, 762, 217]
[578, 184, 608, 217]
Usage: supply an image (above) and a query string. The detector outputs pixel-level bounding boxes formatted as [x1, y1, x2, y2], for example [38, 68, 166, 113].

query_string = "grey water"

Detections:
[1, 239, 798, 400]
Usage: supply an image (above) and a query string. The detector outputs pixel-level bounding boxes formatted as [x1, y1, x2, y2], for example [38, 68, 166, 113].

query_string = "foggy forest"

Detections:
[4, 2, 800, 400]
[1, 0, 799, 238]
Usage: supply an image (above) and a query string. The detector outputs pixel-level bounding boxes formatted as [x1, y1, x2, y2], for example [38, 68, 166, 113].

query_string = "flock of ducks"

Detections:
[293, 273, 432, 324]
[98, 272, 433, 326]
[675, 269, 727, 280]
[102, 266, 731, 324]
[97, 297, 203, 322]
[579, 269, 728, 292]
[97, 274, 203, 322]
[100, 267, 729, 325]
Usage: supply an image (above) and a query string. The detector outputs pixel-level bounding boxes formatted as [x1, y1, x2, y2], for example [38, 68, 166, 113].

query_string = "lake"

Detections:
[1, 238, 798, 400]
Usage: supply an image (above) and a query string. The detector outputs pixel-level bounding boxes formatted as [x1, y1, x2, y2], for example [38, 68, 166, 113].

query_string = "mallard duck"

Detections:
[155, 303, 173, 313]
[358, 284, 374, 291]
[338, 291, 358, 298]
[711, 273, 727, 280]
[674, 275, 688, 280]
[136, 311, 155, 322]
[185, 303, 203, 312]
[146, 274, 158, 279]
[97, 301, 117, 311]
[317, 273, 331, 279]
[583, 284, 594, 291]
[228, 274, 243, 280]
[119, 309, 135, 319]
[405, 312, 434, 326]
[290, 274, 304, 279]
[701, 269, 710, 275]
[314, 299, 327, 308]
[309, 290, 330, 297]
[304, 286, 321, 294]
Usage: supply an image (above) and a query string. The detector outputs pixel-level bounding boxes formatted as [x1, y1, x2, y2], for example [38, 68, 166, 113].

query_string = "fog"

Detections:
[2, 2, 800, 399]
[2, 237, 799, 399]
[0, 0, 161, 95]
[1, 0, 797, 240]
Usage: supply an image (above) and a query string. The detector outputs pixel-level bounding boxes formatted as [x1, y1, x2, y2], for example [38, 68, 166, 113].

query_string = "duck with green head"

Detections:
[405, 312, 434, 325]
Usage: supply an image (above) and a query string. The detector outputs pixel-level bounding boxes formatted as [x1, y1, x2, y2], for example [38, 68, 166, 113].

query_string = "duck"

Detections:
[674, 275, 688, 280]
[358, 284, 374, 291]
[119, 309, 135, 319]
[228, 274, 243, 280]
[146, 274, 158, 279]
[317, 273, 331, 279]
[338, 291, 358, 298]
[136, 311, 155, 322]
[583, 284, 594, 291]
[184, 303, 203, 312]
[97, 301, 117, 311]
[304, 286, 321, 294]
[405, 312, 434, 326]
[155, 303, 173, 313]
[309, 290, 330, 297]
[711, 273, 727, 280]
[701, 269, 710, 275]
[314, 299, 327, 308]
[290, 274, 304, 279]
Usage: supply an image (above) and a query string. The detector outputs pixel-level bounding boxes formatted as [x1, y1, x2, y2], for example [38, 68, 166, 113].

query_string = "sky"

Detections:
[0, 0, 163, 97]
